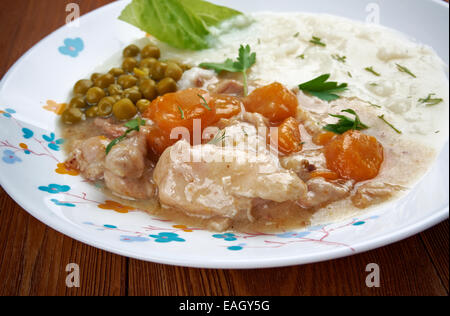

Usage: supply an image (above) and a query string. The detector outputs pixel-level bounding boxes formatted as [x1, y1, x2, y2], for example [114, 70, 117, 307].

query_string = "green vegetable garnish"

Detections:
[323, 109, 369, 134]
[198, 94, 212, 111]
[208, 129, 226, 145]
[297, 54, 305, 59]
[396, 64, 416, 78]
[119, 0, 242, 50]
[365, 66, 381, 77]
[419, 93, 443, 106]
[378, 114, 402, 134]
[200, 45, 256, 96]
[106, 118, 146, 155]
[332, 54, 347, 63]
[177, 105, 185, 119]
[310, 36, 326, 47]
[298, 74, 348, 102]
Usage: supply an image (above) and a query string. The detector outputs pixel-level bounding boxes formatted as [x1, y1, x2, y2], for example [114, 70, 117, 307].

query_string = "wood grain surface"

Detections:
[0, 0, 448, 296]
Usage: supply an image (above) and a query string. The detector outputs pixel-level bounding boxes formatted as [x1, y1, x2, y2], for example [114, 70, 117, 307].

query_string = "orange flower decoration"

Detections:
[172, 225, 193, 233]
[55, 163, 80, 176]
[43, 100, 67, 115]
[98, 200, 135, 214]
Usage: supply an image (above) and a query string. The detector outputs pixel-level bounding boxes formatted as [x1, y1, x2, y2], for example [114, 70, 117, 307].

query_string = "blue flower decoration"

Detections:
[58, 38, 84, 57]
[38, 184, 71, 194]
[276, 231, 311, 239]
[212, 233, 237, 241]
[42, 133, 64, 151]
[104, 224, 117, 229]
[149, 232, 185, 243]
[50, 199, 75, 207]
[2, 108, 15, 118]
[227, 244, 246, 251]
[22, 128, 34, 139]
[353, 221, 366, 226]
[2, 150, 21, 164]
[120, 235, 150, 243]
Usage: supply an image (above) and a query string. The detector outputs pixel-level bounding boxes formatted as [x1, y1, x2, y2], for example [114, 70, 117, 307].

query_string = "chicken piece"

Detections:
[153, 140, 307, 220]
[300, 177, 353, 209]
[211, 79, 244, 96]
[280, 150, 327, 181]
[65, 136, 110, 181]
[177, 67, 218, 90]
[105, 132, 147, 179]
[105, 169, 155, 200]
[94, 118, 127, 139]
[352, 182, 405, 208]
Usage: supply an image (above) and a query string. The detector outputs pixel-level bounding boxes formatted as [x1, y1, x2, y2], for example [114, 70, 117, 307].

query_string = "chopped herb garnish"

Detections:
[365, 66, 381, 76]
[294, 32, 300, 38]
[299, 74, 348, 102]
[369, 83, 379, 86]
[396, 64, 416, 78]
[199, 44, 256, 96]
[378, 114, 402, 134]
[208, 129, 226, 145]
[347, 72, 352, 78]
[297, 54, 305, 59]
[368, 101, 382, 108]
[419, 93, 443, 106]
[177, 105, 185, 119]
[323, 109, 369, 134]
[332, 54, 347, 63]
[198, 94, 212, 110]
[106, 118, 146, 155]
[310, 36, 326, 47]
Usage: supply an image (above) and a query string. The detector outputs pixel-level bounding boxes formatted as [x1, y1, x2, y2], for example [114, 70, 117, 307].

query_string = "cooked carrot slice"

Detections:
[324, 130, 384, 182]
[312, 132, 336, 146]
[213, 95, 242, 121]
[244, 82, 298, 123]
[310, 170, 340, 181]
[270, 117, 303, 155]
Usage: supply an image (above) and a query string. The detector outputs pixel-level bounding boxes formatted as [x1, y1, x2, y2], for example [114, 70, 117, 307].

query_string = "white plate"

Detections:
[0, 0, 448, 269]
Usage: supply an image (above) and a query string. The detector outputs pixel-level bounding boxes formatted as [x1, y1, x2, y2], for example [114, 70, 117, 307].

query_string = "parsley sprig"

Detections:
[419, 93, 443, 106]
[323, 109, 369, 134]
[299, 74, 348, 102]
[106, 118, 146, 155]
[310, 36, 326, 47]
[199, 45, 256, 96]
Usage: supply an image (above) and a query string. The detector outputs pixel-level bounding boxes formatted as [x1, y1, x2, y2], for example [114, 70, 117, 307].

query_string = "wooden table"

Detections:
[0, 0, 448, 296]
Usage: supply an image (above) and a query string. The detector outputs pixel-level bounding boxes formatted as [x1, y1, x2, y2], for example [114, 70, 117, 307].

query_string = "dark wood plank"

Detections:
[128, 225, 447, 296]
[420, 220, 449, 293]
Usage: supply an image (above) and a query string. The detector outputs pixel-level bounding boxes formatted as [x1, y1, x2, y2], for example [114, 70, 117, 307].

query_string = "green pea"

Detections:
[122, 57, 138, 73]
[108, 84, 123, 96]
[136, 99, 151, 113]
[141, 45, 160, 59]
[86, 87, 106, 105]
[73, 79, 93, 95]
[90, 73, 101, 82]
[150, 62, 167, 81]
[69, 96, 87, 109]
[109, 67, 125, 77]
[157, 77, 177, 96]
[113, 98, 137, 121]
[122, 87, 142, 104]
[97, 97, 115, 117]
[118, 74, 138, 89]
[139, 57, 158, 69]
[62, 108, 83, 124]
[94, 73, 115, 89]
[85, 106, 99, 118]
[123, 44, 140, 58]
[164, 62, 183, 81]
[139, 78, 158, 100]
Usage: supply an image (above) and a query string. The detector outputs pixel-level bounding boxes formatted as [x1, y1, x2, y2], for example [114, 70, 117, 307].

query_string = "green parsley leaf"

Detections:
[299, 74, 348, 102]
[106, 118, 146, 155]
[323, 109, 369, 134]
[199, 45, 256, 96]
[418, 93, 443, 106]
[310, 36, 326, 47]
[365, 66, 381, 76]
[378, 114, 402, 134]
[396, 64, 416, 78]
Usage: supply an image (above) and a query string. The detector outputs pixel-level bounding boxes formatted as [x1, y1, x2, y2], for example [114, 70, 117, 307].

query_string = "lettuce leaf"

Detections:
[119, 0, 243, 50]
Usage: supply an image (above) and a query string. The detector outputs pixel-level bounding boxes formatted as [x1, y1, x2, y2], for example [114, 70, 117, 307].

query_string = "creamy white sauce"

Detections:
[157, 12, 449, 150]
